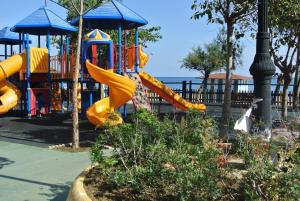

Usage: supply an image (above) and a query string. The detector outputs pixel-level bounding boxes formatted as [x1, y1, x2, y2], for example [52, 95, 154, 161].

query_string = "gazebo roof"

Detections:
[208, 73, 252, 81]
[0, 27, 24, 45]
[71, 0, 148, 29]
[11, 6, 77, 35]
[83, 29, 111, 41]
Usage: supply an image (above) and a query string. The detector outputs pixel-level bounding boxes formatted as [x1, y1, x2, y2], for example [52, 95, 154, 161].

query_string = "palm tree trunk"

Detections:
[72, 0, 83, 149]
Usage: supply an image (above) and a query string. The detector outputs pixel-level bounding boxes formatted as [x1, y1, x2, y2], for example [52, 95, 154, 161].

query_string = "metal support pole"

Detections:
[89, 80, 93, 107]
[117, 24, 123, 113]
[135, 28, 139, 72]
[38, 35, 41, 48]
[123, 104, 127, 118]
[19, 33, 22, 53]
[47, 31, 52, 113]
[87, 23, 93, 108]
[249, 0, 276, 136]
[118, 24, 122, 74]
[22, 32, 25, 50]
[4, 44, 7, 60]
[123, 30, 126, 72]
[10, 45, 13, 56]
[109, 41, 113, 69]
[103, 40, 114, 101]
[86, 42, 92, 107]
[66, 34, 70, 112]
[123, 31, 127, 117]
[60, 35, 64, 113]
[18, 33, 23, 111]
[26, 33, 31, 118]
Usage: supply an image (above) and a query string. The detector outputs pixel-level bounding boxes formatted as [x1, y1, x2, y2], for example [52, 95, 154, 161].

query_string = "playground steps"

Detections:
[51, 83, 62, 111]
[127, 73, 152, 112]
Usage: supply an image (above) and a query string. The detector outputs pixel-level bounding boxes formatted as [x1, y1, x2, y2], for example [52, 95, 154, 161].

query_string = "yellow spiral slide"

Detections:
[0, 48, 48, 114]
[85, 60, 136, 126]
[0, 54, 24, 114]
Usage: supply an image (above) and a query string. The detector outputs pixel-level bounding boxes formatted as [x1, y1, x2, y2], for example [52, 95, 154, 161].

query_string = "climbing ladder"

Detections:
[126, 73, 152, 112]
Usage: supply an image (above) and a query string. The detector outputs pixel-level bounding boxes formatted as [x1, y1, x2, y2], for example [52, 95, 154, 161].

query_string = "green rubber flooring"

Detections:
[0, 141, 91, 201]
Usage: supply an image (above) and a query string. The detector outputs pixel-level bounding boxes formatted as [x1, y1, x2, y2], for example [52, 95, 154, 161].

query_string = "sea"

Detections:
[156, 77, 295, 92]
[75, 76, 294, 93]
[156, 77, 202, 89]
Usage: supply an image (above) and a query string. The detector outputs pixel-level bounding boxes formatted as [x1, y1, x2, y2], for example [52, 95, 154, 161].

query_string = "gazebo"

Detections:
[11, 6, 77, 117]
[0, 27, 27, 60]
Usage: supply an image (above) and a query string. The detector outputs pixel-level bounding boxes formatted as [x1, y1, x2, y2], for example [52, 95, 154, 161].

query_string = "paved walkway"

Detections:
[0, 141, 91, 201]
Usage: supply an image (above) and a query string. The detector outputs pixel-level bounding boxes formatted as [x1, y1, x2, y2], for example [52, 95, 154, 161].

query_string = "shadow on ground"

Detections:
[0, 157, 15, 169]
[0, 174, 70, 201]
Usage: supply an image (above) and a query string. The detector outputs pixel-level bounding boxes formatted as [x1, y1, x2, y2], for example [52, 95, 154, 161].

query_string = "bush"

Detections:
[237, 133, 300, 201]
[90, 110, 300, 200]
[90, 109, 225, 201]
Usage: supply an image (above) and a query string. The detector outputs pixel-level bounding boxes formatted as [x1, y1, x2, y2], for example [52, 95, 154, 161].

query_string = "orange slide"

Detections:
[139, 71, 206, 112]
[85, 60, 136, 126]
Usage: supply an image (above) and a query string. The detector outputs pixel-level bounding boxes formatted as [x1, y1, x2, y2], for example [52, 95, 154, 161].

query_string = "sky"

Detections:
[0, 0, 257, 77]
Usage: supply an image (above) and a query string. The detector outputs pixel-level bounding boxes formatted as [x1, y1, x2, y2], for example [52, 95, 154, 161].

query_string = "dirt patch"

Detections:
[83, 167, 177, 201]
[52, 141, 93, 153]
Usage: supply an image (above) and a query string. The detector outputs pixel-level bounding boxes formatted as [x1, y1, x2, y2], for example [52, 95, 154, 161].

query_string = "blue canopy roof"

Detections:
[0, 27, 24, 45]
[71, 0, 148, 29]
[11, 6, 77, 35]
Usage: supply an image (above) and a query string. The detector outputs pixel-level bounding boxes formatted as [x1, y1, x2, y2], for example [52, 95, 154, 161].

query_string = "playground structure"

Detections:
[0, 6, 77, 117]
[0, 0, 206, 126]
[82, 29, 136, 126]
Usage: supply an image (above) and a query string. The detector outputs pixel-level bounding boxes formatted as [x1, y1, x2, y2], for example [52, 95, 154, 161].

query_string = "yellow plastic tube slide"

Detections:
[0, 80, 21, 114]
[0, 54, 24, 114]
[139, 71, 206, 112]
[85, 60, 136, 126]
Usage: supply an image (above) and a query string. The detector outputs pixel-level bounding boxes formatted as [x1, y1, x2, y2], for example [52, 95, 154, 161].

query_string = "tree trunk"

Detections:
[72, 0, 83, 149]
[273, 74, 282, 104]
[282, 75, 291, 119]
[292, 35, 300, 108]
[220, 23, 234, 139]
[202, 72, 210, 102]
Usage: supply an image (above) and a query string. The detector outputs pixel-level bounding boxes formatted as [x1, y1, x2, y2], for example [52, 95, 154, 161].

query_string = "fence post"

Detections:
[189, 80, 192, 101]
[158, 96, 162, 114]
[271, 91, 274, 105]
[182, 81, 187, 99]
[233, 80, 239, 93]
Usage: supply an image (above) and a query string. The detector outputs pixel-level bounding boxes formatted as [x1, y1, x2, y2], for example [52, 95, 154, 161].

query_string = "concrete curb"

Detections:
[66, 166, 93, 201]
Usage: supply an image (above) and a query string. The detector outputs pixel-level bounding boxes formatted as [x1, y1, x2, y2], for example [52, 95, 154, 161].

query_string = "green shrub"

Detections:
[237, 133, 300, 201]
[90, 109, 225, 201]
[90, 110, 300, 200]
